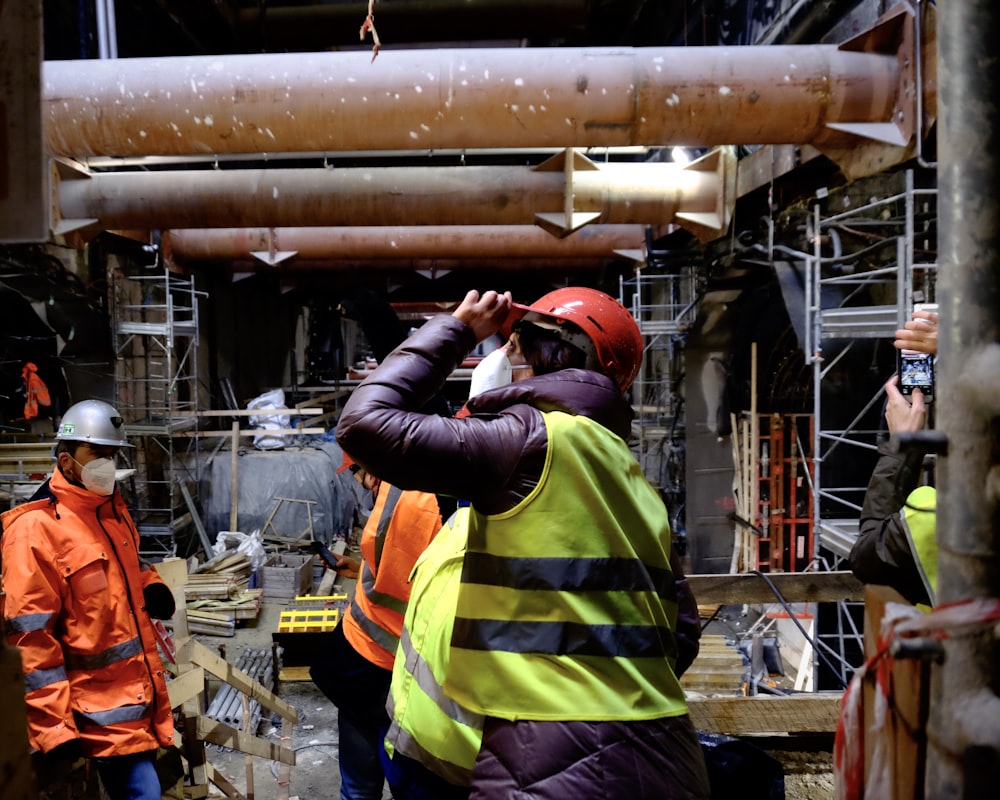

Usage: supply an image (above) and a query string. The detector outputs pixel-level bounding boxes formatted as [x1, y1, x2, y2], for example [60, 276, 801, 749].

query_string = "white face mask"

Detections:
[469, 347, 513, 399]
[76, 457, 118, 496]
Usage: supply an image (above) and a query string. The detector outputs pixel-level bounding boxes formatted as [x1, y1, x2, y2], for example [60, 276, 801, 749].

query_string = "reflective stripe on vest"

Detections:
[385, 509, 482, 786]
[64, 637, 144, 672]
[901, 485, 938, 606]
[446, 411, 687, 722]
[76, 702, 150, 727]
[24, 665, 68, 693]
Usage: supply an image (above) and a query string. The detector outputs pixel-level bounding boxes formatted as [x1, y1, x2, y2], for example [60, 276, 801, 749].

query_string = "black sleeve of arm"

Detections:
[850, 442, 931, 605]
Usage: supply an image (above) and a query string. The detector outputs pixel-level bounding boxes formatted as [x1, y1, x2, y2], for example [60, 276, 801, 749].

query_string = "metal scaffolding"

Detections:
[806, 169, 938, 685]
[620, 265, 698, 537]
[113, 264, 203, 558]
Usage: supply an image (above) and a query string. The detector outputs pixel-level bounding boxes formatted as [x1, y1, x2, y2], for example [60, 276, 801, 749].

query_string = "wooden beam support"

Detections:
[167, 666, 206, 708]
[687, 570, 865, 605]
[194, 716, 296, 765]
[183, 638, 299, 722]
[687, 694, 843, 735]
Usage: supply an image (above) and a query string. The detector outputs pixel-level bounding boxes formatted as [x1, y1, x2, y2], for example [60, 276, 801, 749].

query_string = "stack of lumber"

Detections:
[167, 551, 263, 635]
[680, 635, 748, 696]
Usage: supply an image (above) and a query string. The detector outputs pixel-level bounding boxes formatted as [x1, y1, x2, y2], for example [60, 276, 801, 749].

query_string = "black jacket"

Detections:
[849, 439, 933, 606]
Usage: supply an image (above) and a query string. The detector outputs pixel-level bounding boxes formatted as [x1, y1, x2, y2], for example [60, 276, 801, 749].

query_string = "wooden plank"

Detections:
[687, 570, 865, 605]
[205, 763, 247, 800]
[863, 584, 926, 799]
[156, 557, 190, 593]
[176, 427, 325, 438]
[687, 694, 842, 735]
[169, 408, 322, 417]
[168, 666, 206, 708]
[184, 639, 299, 722]
[276, 713, 294, 800]
[195, 716, 296, 765]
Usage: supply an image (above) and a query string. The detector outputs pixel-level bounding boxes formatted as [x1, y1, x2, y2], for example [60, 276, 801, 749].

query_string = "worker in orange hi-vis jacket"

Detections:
[1, 399, 176, 800]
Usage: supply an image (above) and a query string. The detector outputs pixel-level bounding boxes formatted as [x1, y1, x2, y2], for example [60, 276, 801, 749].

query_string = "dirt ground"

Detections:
[199, 584, 835, 800]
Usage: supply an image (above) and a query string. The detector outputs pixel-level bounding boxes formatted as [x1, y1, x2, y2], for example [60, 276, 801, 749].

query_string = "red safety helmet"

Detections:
[504, 287, 643, 394]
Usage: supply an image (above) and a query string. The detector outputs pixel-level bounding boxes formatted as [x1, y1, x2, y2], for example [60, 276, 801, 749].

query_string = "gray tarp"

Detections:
[200, 439, 358, 547]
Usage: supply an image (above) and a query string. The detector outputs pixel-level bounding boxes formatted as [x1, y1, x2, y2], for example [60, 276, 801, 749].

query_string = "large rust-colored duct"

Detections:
[56, 152, 732, 239]
[43, 6, 916, 164]
[164, 225, 646, 265]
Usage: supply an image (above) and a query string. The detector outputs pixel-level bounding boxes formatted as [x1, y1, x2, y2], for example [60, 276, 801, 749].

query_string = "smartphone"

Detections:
[898, 350, 934, 402]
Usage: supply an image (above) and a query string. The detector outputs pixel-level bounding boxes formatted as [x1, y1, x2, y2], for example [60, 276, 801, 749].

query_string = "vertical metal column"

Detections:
[928, 0, 1000, 794]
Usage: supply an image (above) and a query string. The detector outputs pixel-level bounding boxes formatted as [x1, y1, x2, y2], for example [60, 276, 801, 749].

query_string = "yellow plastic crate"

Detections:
[278, 608, 341, 633]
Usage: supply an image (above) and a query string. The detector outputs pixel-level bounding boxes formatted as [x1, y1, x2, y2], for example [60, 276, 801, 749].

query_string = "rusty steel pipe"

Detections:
[224, 257, 610, 273]
[43, 43, 900, 157]
[164, 225, 646, 262]
[58, 163, 718, 230]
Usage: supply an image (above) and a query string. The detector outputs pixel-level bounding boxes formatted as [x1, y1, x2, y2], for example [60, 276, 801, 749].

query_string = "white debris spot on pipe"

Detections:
[514, 78, 524, 87]
[640, 117, 646, 123]
[544, 89, 551, 100]
[420, 124, 430, 132]
[719, 86, 732, 96]
[511, 104, 519, 112]
[602, 88, 608, 95]
[139, 130, 147, 137]
[789, 63, 797, 70]
[484, 70, 490, 79]
[390, 240, 398, 248]
[460, 80, 469, 87]
[540, 105, 547, 112]
[362, 96, 369, 102]
[784, 75, 791, 82]
[190, 79, 198, 93]
[565, 117, 573, 126]
[666, 93, 680, 106]
[394, 93, 401, 100]
[194, 117, 203, 125]
[347, 77, 357, 83]
[415, 86, 423, 93]
[166, 91, 172, 99]
[265, 128, 275, 139]
[655, 65, 662, 73]
[170, 122, 180, 132]
[529, 104, 536, 113]
[409, 131, 419, 139]
[273, 187, 279, 199]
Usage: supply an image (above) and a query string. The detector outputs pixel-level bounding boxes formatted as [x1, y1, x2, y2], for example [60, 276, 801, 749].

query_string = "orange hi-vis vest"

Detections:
[342, 481, 442, 669]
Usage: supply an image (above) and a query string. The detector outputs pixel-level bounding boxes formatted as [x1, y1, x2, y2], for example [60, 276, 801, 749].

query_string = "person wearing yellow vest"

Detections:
[338, 287, 710, 800]
[309, 453, 442, 800]
[851, 308, 940, 608]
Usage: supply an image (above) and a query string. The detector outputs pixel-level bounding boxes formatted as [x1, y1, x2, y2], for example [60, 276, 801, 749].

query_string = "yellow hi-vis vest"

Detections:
[446, 410, 689, 722]
[901, 485, 938, 607]
[384, 508, 483, 787]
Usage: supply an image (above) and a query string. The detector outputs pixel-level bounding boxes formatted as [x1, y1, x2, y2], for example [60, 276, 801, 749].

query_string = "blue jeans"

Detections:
[93, 750, 160, 800]
[338, 709, 389, 800]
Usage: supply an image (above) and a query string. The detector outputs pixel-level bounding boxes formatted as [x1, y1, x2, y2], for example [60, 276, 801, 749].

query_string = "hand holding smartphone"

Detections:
[897, 302, 936, 402]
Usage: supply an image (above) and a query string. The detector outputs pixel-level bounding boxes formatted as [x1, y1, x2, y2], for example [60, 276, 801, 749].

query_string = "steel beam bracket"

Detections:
[675, 146, 737, 243]
[533, 149, 602, 238]
[49, 157, 100, 244]
[818, 1, 925, 179]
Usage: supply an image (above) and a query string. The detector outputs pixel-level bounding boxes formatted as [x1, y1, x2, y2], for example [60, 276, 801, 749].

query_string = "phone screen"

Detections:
[898, 351, 934, 401]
